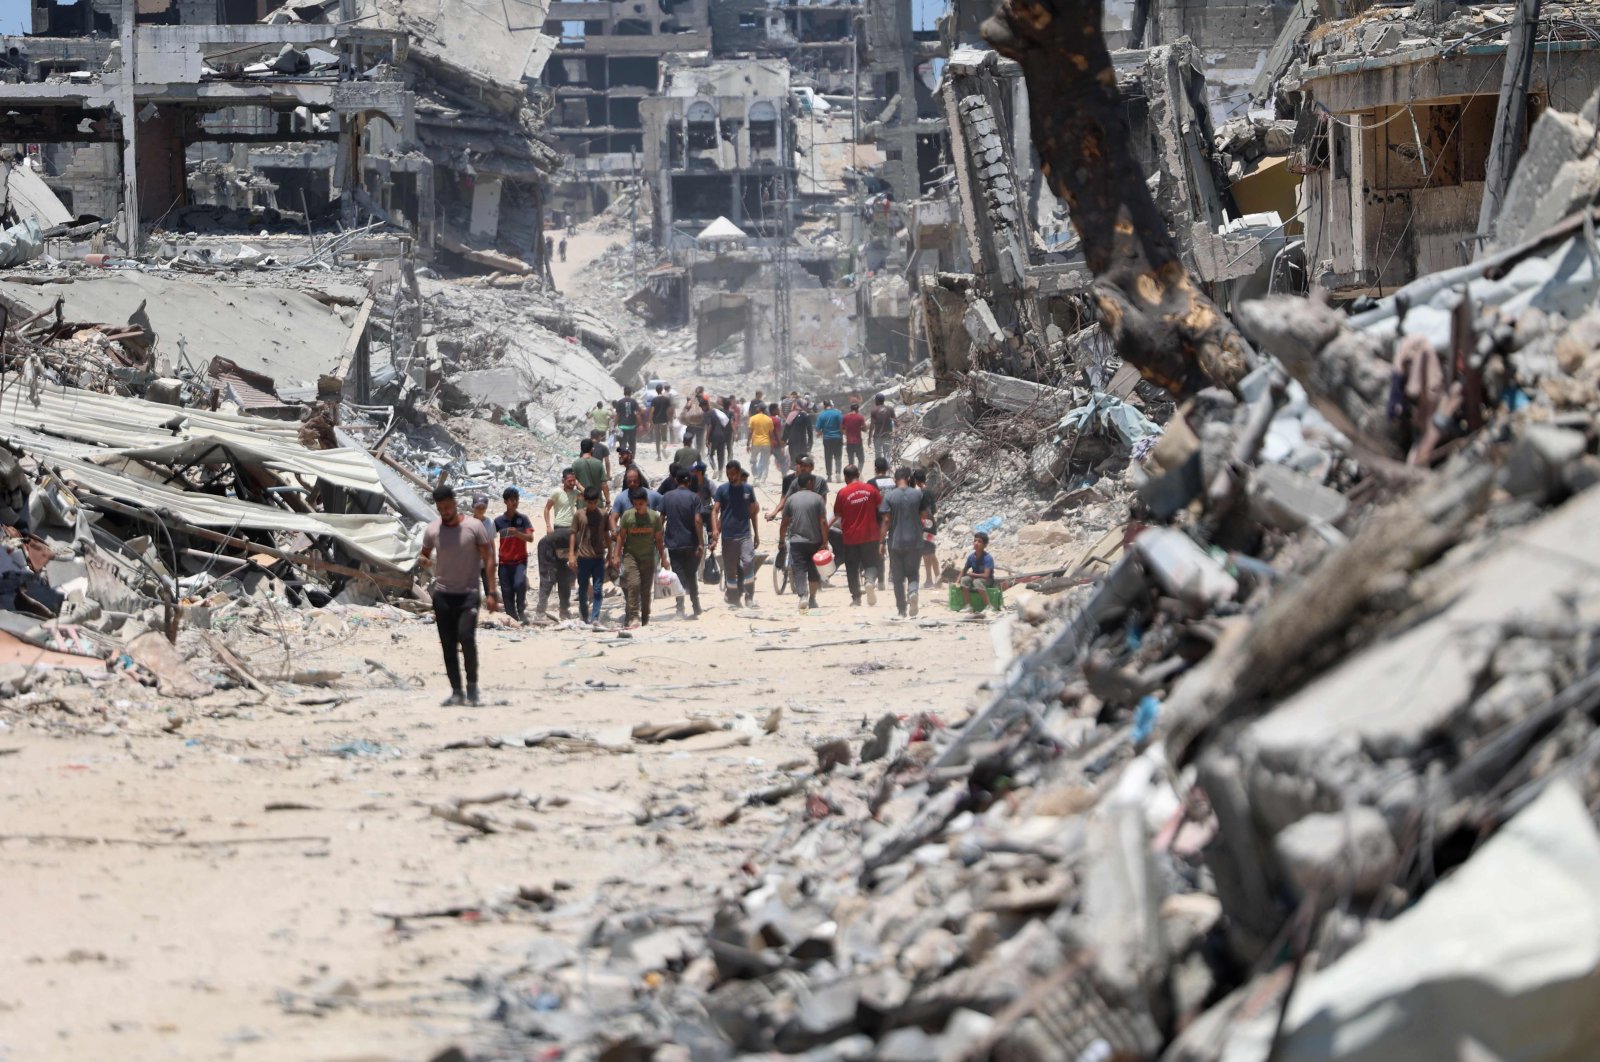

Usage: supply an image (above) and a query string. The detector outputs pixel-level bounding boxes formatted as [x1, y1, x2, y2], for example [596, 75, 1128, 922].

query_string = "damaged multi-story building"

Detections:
[640, 54, 797, 241]
[0, 0, 560, 272]
[1287, 5, 1600, 296]
[914, 38, 1280, 380]
[538, 0, 710, 220]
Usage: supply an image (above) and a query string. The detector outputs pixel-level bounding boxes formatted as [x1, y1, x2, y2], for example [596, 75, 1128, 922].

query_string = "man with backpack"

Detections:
[614, 387, 642, 453]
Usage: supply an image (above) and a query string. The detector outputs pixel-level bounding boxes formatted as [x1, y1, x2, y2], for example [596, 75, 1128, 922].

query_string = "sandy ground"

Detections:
[0, 447, 1002, 1061]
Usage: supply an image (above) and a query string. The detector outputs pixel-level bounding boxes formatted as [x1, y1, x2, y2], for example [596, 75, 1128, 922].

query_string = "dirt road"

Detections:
[0, 454, 999, 1060]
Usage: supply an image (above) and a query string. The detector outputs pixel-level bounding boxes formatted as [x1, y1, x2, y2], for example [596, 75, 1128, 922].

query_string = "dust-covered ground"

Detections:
[0, 457, 1006, 1061]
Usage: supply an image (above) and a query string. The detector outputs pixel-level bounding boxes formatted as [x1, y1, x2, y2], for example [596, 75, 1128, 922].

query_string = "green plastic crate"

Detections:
[948, 584, 1004, 611]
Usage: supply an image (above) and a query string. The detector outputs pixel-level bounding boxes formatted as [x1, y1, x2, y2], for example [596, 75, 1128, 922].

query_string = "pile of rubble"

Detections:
[437, 105, 1600, 1062]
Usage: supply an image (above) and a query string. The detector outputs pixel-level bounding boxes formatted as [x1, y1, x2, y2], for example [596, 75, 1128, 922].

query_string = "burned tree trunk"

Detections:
[982, 0, 1252, 397]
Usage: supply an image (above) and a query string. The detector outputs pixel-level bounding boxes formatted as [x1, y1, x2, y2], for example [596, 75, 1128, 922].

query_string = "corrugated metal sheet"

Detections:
[0, 162, 74, 229]
[12, 426, 415, 571]
[0, 386, 418, 572]
[0, 385, 385, 495]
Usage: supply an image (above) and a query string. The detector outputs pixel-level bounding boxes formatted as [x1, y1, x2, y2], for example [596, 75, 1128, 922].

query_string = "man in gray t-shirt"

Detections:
[880, 469, 928, 619]
[781, 473, 829, 612]
[419, 485, 498, 705]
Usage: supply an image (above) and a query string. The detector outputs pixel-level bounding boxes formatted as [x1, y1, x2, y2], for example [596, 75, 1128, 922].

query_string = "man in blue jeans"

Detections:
[493, 487, 534, 622]
[567, 486, 610, 628]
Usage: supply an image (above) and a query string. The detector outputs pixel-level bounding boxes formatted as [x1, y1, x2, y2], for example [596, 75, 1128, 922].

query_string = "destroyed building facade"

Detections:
[1290, 8, 1600, 296]
[0, 0, 560, 272]
[641, 55, 797, 241]
[539, 0, 711, 220]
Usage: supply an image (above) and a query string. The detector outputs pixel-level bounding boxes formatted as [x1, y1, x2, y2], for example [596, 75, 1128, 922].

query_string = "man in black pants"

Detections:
[614, 387, 642, 454]
[419, 485, 498, 705]
[659, 467, 705, 619]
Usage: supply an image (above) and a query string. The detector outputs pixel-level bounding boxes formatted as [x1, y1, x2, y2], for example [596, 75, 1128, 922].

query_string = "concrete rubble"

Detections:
[424, 47, 1600, 1062]
[5, 0, 1600, 1054]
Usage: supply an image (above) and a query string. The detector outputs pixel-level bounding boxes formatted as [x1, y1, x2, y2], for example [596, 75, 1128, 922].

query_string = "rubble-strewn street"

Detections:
[9, 0, 1600, 1056]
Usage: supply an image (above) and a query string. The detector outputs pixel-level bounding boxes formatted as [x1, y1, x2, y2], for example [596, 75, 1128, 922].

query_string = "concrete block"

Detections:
[1274, 807, 1398, 899]
[1491, 109, 1600, 251]
[1501, 424, 1588, 499]
[1248, 461, 1349, 532]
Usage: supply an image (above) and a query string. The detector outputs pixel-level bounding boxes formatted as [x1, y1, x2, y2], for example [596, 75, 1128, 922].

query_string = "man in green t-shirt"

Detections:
[612, 487, 667, 627]
[573, 438, 610, 505]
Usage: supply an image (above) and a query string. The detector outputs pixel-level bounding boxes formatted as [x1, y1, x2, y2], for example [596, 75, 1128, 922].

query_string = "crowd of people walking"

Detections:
[418, 384, 998, 704]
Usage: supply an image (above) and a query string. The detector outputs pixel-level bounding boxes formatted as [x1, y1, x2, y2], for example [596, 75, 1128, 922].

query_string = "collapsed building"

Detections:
[0, 0, 561, 273]
[1286, 4, 1600, 296]
[642, 55, 798, 241]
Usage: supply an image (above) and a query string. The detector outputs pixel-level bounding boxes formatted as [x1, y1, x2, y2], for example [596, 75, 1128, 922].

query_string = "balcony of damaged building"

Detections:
[453, 14, 1600, 1060]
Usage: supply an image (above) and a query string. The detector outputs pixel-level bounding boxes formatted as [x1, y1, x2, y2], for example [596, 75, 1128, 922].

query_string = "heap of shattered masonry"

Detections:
[441, 95, 1600, 1062]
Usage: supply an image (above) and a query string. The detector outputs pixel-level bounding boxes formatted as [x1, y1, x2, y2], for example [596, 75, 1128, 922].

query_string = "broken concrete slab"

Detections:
[1222, 782, 1600, 1060]
[968, 371, 1076, 420]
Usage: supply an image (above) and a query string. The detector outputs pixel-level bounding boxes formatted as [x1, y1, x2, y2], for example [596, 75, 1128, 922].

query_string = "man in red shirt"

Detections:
[832, 464, 882, 607]
[841, 402, 867, 471]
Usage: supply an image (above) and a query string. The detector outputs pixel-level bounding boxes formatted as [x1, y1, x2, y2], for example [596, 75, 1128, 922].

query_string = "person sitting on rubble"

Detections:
[958, 531, 996, 614]
[494, 487, 534, 623]
[419, 485, 498, 707]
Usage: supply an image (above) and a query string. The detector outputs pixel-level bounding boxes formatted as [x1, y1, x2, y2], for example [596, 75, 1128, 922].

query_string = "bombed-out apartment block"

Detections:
[859, 0, 943, 203]
[1289, 7, 1600, 297]
[0, 0, 559, 272]
[539, 0, 710, 219]
[640, 55, 797, 241]
[710, 0, 858, 94]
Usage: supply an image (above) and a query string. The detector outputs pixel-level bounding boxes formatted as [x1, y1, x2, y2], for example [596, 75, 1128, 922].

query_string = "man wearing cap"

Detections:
[613, 446, 637, 492]
[779, 470, 828, 613]
[660, 467, 705, 620]
[713, 460, 760, 608]
[612, 487, 668, 628]
[766, 453, 828, 521]
[493, 487, 534, 622]
[673, 430, 702, 474]
[419, 485, 498, 705]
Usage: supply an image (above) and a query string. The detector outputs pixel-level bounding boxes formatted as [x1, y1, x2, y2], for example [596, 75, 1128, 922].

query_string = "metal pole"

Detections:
[1478, 0, 1541, 242]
